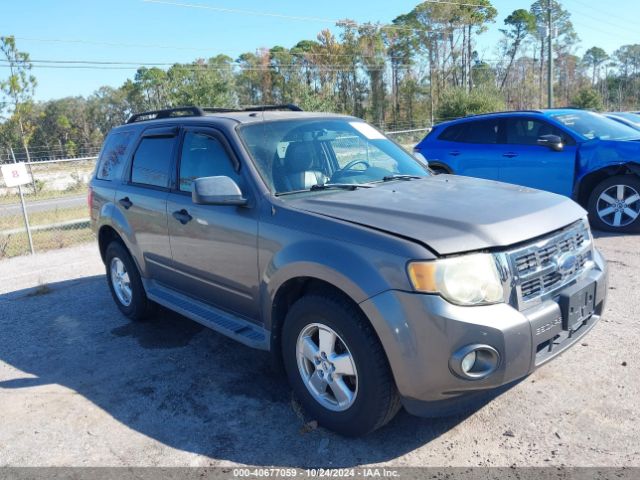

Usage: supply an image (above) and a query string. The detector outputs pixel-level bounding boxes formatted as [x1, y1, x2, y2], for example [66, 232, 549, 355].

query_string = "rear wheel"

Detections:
[588, 175, 640, 233]
[282, 293, 400, 436]
[105, 241, 155, 321]
[429, 165, 450, 175]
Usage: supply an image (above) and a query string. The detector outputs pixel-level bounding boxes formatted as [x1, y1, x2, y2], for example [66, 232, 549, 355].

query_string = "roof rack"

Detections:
[126, 104, 303, 123]
[126, 106, 204, 124]
[464, 109, 543, 118]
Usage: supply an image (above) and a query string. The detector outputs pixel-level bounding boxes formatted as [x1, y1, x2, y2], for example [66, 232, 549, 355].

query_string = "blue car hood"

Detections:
[287, 175, 587, 255]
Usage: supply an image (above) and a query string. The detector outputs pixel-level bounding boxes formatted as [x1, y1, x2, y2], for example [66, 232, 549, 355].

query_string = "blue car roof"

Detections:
[435, 108, 587, 127]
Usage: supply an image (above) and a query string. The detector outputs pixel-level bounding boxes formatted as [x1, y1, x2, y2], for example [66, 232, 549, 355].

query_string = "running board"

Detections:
[145, 281, 269, 350]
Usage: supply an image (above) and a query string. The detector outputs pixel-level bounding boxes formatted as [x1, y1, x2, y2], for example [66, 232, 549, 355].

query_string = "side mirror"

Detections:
[537, 134, 564, 152]
[192, 176, 247, 206]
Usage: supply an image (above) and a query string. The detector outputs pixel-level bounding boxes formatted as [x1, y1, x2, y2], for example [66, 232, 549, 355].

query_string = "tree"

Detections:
[530, 0, 578, 107]
[500, 9, 536, 90]
[0, 36, 37, 161]
[571, 87, 604, 111]
[583, 47, 609, 85]
[436, 86, 505, 120]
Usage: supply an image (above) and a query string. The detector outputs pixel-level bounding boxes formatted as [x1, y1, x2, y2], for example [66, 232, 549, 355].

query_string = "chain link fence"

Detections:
[0, 127, 430, 260]
[0, 152, 98, 260]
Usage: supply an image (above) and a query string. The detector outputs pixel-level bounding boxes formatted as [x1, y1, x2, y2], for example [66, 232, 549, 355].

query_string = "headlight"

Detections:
[407, 253, 504, 306]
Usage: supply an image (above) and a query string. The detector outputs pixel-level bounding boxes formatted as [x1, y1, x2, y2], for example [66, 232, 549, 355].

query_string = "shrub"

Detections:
[571, 87, 604, 111]
[436, 87, 506, 122]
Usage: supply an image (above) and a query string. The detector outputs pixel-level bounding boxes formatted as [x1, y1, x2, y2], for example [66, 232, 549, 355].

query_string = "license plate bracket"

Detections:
[559, 282, 596, 331]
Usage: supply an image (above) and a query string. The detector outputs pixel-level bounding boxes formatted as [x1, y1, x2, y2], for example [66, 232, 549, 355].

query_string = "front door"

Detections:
[499, 117, 577, 196]
[166, 127, 259, 320]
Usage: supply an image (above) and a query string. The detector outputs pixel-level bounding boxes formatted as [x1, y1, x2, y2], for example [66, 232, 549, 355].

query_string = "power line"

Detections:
[141, 0, 481, 35]
[1, 34, 419, 61]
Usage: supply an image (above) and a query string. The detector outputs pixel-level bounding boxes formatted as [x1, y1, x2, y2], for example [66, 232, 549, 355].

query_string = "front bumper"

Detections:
[359, 248, 607, 417]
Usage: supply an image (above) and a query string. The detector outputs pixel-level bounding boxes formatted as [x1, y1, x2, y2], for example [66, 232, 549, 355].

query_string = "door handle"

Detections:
[118, 197, 133, 209]
[503, 152, 519, 158]
[449, 151, 461, 156]
[172, 209, 193, 225]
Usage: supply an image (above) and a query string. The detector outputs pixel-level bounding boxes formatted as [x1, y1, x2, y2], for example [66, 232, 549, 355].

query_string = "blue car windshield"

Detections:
[550, 111, 640, 141]
[238, 118, 429, 194]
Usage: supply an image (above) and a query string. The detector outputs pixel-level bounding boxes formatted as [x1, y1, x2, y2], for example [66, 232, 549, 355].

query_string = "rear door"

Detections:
[166, 127, 259, 319]
[500, 117, 577, 196]
[433, 119, 504, 181]
[115, 126, 177, 284]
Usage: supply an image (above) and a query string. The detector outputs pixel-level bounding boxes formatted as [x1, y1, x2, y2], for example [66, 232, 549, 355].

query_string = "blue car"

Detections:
[415, 109, 640, 232]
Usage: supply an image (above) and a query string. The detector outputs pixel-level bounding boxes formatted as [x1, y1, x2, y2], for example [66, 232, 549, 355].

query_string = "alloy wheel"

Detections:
[110, 257, 132, 307]
[296, 323, 358, 412]
[596, 184, 640, 228]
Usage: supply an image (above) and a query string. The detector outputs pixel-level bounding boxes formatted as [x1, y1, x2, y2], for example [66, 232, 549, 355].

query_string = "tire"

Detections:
[587, 175, 640, 233]
[281, 293, 401, 436]
[429, 165, 450, 175]
[105, 240, 155, 321]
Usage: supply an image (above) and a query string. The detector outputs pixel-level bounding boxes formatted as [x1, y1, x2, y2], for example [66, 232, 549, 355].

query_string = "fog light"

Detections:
[450, 344, 500, 380]
[461, 351, 477, 374]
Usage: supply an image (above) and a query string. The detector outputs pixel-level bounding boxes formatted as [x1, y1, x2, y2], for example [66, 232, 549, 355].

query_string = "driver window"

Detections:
[179, 132, 240, 192]
[506, 118, 573, 146]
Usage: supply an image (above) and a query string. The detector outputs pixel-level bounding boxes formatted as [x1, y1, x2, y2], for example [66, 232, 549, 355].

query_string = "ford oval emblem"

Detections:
[556, 252, 578, 275]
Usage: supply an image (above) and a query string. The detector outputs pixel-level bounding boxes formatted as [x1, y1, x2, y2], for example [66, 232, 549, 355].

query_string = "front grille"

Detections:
[507, 220, 593, 307]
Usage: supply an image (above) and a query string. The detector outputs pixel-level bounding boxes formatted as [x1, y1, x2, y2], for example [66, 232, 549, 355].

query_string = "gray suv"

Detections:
[89, 105, 608, 436]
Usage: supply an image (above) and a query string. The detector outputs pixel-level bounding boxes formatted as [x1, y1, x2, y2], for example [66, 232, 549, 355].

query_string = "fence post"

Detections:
[9, 147, 35, 255]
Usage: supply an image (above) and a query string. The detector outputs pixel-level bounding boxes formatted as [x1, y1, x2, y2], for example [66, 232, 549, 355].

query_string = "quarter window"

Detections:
[130, 136, 175, 188]
[96, 131, 134, 180]
[179, 132, 240, 192]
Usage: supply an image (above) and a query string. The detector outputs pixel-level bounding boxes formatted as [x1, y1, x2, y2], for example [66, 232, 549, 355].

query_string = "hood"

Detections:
[286, 175, 586, 255]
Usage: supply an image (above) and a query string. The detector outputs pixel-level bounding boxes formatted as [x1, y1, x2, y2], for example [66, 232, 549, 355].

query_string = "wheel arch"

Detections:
[427, 161, 453, 174]
[268, 275, 381, 370]
[98, 225, 124, 263]
[575, 162, 640, 207]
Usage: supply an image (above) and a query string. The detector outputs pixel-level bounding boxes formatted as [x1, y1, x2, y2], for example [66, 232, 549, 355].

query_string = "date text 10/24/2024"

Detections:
[232, 468, 400, 477]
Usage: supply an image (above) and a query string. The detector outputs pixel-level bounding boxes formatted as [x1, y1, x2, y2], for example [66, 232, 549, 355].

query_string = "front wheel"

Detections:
[282, 293, 400, 436]
[588, 175, 640, 233]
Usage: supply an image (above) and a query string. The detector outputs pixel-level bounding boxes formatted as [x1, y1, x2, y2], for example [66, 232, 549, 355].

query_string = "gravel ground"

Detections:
[0, 233, 638, 468]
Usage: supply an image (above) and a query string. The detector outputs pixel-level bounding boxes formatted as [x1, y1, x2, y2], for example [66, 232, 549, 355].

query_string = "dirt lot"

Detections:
[0, 234, 638, 468]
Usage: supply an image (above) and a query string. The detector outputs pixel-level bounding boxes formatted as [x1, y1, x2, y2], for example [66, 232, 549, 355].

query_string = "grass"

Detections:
[0, 205, 89, 231]
[0, 227, 94, 259]
[0, 204, 93, 259]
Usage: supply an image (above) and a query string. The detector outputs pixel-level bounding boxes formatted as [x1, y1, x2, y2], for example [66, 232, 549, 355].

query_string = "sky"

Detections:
[1, 0, 639, 101]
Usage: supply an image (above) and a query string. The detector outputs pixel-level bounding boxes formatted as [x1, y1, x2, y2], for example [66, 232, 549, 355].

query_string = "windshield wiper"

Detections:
[274, 183, 373, 196]
[310, 183, 374, 191]
[381, 174, 424, 182]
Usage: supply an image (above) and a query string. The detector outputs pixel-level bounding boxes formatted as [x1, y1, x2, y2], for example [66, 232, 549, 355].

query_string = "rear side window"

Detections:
[130, 136, 175, 188]
[438, 124, 466, 142]
[437, 120, 500, 144]
[96, 131, 134, 180]
[459, 120, 500, 144]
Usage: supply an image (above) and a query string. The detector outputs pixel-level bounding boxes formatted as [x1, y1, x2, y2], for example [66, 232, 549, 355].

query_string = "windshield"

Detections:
[550, 110, 640, 141]
[238, 118, 428, 195]
[608, 112, 640, 128]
